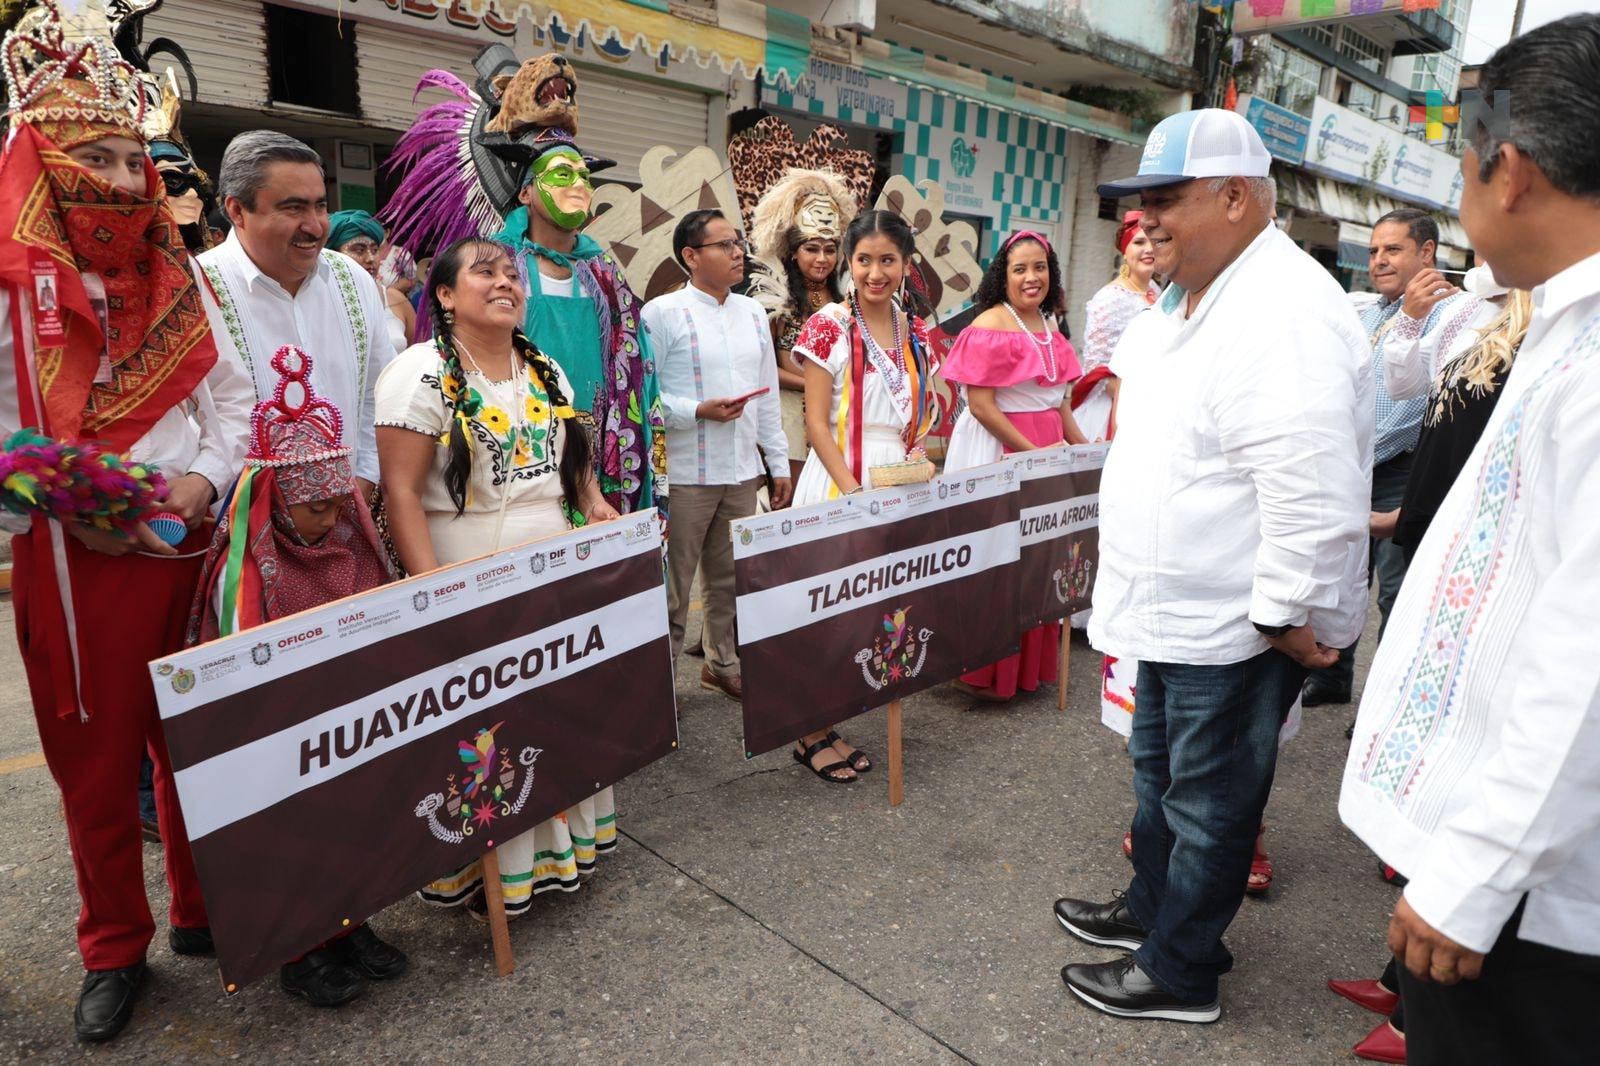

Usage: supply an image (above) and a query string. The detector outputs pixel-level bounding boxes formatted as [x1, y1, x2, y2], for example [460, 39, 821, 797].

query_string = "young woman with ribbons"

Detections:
[786, 209, 940, 783]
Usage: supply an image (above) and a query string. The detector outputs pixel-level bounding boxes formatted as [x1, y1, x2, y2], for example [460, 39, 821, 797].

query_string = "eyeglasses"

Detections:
[689, 238, 749, 255]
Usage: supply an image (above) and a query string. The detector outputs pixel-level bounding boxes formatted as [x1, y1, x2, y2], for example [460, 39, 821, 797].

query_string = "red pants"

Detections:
[14, 530, 209, 970]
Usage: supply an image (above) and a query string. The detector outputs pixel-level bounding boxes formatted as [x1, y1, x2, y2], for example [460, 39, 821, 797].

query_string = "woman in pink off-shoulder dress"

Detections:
[938, 230, 1087, 702]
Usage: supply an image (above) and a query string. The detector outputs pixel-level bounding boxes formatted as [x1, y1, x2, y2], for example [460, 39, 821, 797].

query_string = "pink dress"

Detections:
[938, 325, 1082, 699]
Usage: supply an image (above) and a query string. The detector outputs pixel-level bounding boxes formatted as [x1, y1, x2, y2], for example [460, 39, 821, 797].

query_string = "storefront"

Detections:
[761, 56, 1072, 263]
[1235, 91, 1471, 288]
[143, 0, 727, 209]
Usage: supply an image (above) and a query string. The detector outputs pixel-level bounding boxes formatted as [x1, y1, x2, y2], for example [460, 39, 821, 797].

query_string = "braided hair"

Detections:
[425, 237, 593, 517]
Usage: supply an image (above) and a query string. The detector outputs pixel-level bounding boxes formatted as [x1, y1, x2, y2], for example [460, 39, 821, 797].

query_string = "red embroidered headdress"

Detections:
[246, 346, 354, 505]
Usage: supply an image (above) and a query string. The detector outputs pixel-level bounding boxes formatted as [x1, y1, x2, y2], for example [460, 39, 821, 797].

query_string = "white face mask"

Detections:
[1464, 263, 1509, 299]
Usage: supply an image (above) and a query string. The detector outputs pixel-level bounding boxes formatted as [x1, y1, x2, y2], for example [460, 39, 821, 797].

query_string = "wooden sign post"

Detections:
[479, 848, 516, 976]
[887, 699, 905, 807]
[1057, 627, 1071, 711]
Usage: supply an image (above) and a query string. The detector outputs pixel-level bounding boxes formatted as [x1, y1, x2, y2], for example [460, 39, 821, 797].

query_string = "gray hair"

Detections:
[1206, 175, 1277, 214]
[218, 130, 322, 211]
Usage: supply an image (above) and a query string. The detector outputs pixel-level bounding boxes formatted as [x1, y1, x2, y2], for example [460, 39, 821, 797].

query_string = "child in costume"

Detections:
[0, 2, 254, 1042]
[188, 345, 409, 1006]
[384, 47, 664, 515]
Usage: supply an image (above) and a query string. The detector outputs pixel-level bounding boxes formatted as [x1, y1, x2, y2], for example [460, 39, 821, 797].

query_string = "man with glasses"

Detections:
[643, 209, 789, 699]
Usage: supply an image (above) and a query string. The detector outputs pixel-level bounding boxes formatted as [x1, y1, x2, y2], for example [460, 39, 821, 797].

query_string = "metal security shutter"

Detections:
[355, 24, 483, 131]
[578, 64, 712, 185]
[141, 0, 268, 110]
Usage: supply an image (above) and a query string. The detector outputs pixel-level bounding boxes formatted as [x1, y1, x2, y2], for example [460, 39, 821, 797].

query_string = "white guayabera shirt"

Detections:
[1342, 250, 1600, 956]
[1089, 222, 1375, 666]
[198, 232, 393, 483]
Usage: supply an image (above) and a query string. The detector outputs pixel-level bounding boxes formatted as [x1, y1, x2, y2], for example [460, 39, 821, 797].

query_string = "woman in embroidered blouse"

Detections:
[940, 230, 1087, 702]
[787, 209, 940, 783]
[375, 237, 619, 918]
[1073, 210, 1160, 442]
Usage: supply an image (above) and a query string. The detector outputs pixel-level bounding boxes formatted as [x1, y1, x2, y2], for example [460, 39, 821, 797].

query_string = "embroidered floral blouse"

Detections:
[375, 340, 573, 514]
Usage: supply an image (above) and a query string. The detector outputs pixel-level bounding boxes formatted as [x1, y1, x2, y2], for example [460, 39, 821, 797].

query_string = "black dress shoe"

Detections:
[1301, 680, 1351, 707]
[1062, 956, 1220, 1023]
[168, 925, 215, 957]
[75, 962, 145, 1042]
[326, 923, 408, 981]
[280, 949, 364, 1008]
[140, 817, 162, 845]
[1054, 894, 1148, 950]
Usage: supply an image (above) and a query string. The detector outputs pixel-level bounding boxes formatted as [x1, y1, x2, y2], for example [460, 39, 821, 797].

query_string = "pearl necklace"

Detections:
[851, 294, 906, 393]
[1003, 302, 1058, 381]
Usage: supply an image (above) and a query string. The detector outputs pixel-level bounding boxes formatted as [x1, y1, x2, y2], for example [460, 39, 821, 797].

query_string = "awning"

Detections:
[472, 0, 1146, 144]
[1337, 221, 1371, 272]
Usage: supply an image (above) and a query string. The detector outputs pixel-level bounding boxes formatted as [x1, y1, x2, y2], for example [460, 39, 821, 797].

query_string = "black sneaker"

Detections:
[168, 925, 215, 957]
[280, 949, 364, 1008]
[1062, 956, 1220, 1023]
[75, 962, 145, 1042]
[326, 923, 408, 981]
[1054, 893, 1147, 950]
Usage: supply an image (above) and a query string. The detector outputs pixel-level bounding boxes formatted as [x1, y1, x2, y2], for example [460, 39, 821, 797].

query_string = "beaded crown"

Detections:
[2, 0, 144, 140]
[247, 347, 354, 505]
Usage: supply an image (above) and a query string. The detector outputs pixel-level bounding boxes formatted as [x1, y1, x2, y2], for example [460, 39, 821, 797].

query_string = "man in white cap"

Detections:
[1054, 109, 1373, 1022]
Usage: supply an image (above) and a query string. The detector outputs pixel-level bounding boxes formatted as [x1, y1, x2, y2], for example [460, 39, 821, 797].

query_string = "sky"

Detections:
[1461, 0, 1595, 63]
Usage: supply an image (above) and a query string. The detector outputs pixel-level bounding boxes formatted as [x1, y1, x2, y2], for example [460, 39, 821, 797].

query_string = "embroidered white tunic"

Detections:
[1088, 223, 1374, 665]
[198, 234, 393, 482]
[1340, 250, 1600, 956]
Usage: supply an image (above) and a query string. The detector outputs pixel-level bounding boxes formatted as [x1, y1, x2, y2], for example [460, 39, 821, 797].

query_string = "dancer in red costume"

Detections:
[0, 3, 251, 1042]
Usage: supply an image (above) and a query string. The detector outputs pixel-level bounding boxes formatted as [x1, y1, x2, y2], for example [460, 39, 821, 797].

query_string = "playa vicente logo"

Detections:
[414, 722, 542, 844]
[854, 606, 933, 691]
[950, 137, 977, 178]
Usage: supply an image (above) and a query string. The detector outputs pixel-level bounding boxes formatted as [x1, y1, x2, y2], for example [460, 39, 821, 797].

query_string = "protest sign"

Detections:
[731, 462, 1021, 760]
[150, 515, 677, 989]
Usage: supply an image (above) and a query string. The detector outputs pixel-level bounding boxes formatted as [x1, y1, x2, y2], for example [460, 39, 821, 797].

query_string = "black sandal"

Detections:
[793, 739, 856, 783]
[826, 730, 872, 774]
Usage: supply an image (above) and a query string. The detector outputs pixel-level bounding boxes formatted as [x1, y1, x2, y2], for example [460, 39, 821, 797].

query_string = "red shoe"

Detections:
[1327, 977, 1399, 1016]
[1353, 1020, 1406, 1064]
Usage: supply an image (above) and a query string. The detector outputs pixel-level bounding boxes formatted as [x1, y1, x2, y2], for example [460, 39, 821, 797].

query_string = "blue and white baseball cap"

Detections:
[1097, 108, 1272, 198]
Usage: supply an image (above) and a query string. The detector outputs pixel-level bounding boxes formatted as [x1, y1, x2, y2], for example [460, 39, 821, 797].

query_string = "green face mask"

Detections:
[530, 152, 593, 231]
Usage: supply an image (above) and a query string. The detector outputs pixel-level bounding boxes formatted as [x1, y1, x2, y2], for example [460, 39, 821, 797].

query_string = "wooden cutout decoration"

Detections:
[873, 176, 982, 321]
[587, 145, 742, 302]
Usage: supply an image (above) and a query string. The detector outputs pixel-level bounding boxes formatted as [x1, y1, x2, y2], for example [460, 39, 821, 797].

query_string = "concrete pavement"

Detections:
[0, 592, 1397, 1063]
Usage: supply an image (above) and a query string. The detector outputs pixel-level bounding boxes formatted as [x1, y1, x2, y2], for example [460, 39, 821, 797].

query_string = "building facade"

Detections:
[1228, 0, 1473, 289]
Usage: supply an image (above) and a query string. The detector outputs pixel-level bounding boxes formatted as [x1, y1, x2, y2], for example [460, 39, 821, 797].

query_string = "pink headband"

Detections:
[1002, 229, 1052, 255]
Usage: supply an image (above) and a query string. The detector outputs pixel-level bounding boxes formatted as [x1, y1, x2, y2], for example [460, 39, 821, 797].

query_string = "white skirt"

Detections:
[1074, 384, 1114, 443]
[942, 410, 1003, 471]
[792, 425, 908, 507]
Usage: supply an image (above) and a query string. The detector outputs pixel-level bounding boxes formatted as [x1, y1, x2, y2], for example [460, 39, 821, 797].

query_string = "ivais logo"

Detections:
[338, 611, 366, 626]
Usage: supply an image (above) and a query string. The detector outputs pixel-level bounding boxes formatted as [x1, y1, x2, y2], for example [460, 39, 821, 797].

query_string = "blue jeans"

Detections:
[1124, 649, 1307, 1003]
[138, 751, 157, 824]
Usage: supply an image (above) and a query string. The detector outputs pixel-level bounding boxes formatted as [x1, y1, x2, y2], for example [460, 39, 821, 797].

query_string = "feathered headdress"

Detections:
[381, 45, 614, 257]
[745, 168, 858, 319]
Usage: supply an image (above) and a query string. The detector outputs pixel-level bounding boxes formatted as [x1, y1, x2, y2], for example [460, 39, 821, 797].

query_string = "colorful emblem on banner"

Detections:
[170, 668, 196, 694]
[1052, 541, 1094, 605]
[739, 527, 753, 546]
[854, 606, 933, 691]
[415, 724, 543, 845]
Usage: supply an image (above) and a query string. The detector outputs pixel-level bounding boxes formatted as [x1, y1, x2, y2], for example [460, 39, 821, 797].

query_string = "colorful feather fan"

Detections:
[0, 428, 168, 530]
